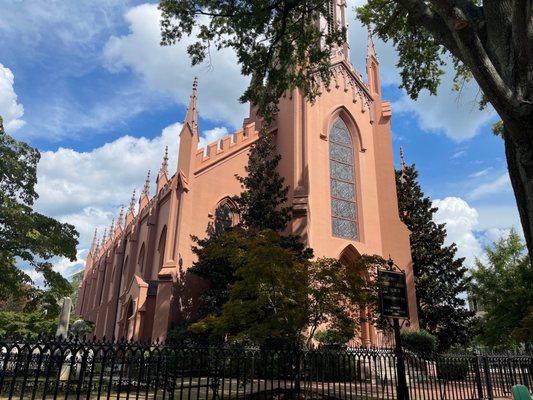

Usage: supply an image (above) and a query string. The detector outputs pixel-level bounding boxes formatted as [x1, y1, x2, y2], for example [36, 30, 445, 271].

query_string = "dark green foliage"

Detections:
[436, 357, 470, 381]
[470, 230, 533, 348]
[190, 229, 312, 345]
[159, 0, 345, 123]
[401, 329, 437, 356]
[0, 116, 78, 297]
[233, 133, 292, 232]
[396, 163, 474, 351]
[315, 328, 353, 347]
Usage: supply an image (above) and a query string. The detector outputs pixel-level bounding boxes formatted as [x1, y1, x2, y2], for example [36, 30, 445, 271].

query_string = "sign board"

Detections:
[378, 270, 409, 319]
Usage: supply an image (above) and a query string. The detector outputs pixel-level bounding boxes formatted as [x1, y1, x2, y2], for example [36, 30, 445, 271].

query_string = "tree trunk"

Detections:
[503, 124, 533, 261]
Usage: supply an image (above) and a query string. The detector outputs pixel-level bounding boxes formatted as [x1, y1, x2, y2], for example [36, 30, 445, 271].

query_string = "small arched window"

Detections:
[329, 118, 358, 240]
[138, 244, 145, 274]
[157, 226, 167, 272]
[214, 201, 235, 233]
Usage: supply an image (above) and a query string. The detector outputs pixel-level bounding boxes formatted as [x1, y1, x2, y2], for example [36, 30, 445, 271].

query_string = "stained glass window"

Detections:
[329, 118, 358, 239]
[215, 202, 234, 233]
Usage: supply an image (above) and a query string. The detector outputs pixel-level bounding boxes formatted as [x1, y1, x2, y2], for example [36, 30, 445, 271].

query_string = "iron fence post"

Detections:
[483, 356, 494, 400]
[394, 318, 409, 400]
[474, 354, 484, 400]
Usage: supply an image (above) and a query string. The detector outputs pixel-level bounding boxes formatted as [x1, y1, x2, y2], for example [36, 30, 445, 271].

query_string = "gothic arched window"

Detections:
[214, 201, 235, 233]
[138, 243, 145, 274]
[329, 118, 358, 240]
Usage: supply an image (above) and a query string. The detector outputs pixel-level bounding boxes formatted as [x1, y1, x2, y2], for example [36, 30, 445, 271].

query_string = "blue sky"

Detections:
[0, 0, 520, 281]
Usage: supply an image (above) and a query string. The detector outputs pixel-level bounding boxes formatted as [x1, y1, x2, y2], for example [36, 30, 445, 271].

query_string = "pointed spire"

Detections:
[367, 28, 378, 61]
[117, 205, 125, 229]
[101, 228, 107, 248]
[90, 228, 98, 253]
[109, 218, 115, 239]
[129, 189, 136, 214]
[183, 77, 198, 134]
[160, 146, 169, 175]
[141, 170, 151, 198]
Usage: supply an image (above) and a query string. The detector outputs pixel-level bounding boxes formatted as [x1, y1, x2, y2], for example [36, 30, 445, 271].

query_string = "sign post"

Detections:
[378, 260, 410, 400]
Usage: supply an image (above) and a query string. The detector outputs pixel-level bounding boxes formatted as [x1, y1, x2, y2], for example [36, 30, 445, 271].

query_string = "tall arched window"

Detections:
[329, 118, 358, 240]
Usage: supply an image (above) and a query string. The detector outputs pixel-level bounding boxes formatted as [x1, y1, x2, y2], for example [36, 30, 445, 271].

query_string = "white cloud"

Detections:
[34, 121, 229, 276]
[103, 3, 248, 128]
[0, 0, 129, 59]
[0, 63, 25, 131]
[468, 173, 511, 200]
[469, 167, 492, 178]
[433, 197, 483, 267]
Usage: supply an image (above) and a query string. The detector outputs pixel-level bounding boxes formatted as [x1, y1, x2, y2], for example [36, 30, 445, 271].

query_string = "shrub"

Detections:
[315, 328, 353, 348]
[401, 329, 437, 356]
[436, 358, 470, 381]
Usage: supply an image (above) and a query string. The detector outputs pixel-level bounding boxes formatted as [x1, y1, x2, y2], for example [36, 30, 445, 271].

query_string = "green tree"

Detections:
[233, 133, 292, 232]
[0, 116, 79, 295]
[396, 162, 474, 350]
[191, 230, 381, 346]
[159, 0, 533, 265]
[471, 230, 533, 348]
[0, 115, 79, 337]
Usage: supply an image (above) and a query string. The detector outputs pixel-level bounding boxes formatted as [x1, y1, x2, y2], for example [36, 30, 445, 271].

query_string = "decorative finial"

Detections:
[90, 228, 98, 254]
[109, 218, 115, 236]
[183, 77, 199, 133]
[142, 170, 151, 198]
[118, 205, 125, 228]
[367, 27, 377, 60]
[161, 146, 169, 174]
[129, 189, 136, 213]
[101, 228, 107, 247]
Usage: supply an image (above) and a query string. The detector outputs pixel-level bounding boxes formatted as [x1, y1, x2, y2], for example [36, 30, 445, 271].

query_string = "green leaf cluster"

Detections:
[471, 230, 533, 348]
[396, 163, 474, 351]
[233, 133, 292, 232]
[159, 0, 344, 122]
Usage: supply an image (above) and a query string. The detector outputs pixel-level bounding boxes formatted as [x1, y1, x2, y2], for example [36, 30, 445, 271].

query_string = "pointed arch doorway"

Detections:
[339, 245, 375, 348]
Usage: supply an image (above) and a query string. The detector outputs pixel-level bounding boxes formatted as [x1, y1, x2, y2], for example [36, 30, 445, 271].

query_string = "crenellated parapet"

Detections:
[194, 122, 259, 174]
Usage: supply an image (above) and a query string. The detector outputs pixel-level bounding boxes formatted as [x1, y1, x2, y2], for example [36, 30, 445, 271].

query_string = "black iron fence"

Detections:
[0, 338, 531, 399]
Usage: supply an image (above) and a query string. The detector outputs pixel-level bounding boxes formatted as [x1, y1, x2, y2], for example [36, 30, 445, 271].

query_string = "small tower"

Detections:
[366, 28, 381, 96]
[157, 146, 169, 193]
[126, 189, 136, 225]
[177, 77, 199, 179]
[116, 205, 125, 234]
[139, 170, 151, 211]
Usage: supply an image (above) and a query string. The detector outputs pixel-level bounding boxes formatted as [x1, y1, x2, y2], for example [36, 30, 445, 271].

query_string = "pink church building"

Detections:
[76, 4, 418, 344]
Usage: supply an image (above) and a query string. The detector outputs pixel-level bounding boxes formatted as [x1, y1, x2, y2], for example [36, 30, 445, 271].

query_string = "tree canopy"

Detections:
[471, 230, 533, 348]
[0, 115, 80, 338]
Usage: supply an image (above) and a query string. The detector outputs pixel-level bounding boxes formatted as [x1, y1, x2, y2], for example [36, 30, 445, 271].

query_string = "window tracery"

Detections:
[329, 118, 358, 240]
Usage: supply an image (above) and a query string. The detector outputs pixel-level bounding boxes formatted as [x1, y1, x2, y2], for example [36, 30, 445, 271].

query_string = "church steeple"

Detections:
[177, 77, 200, 178]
